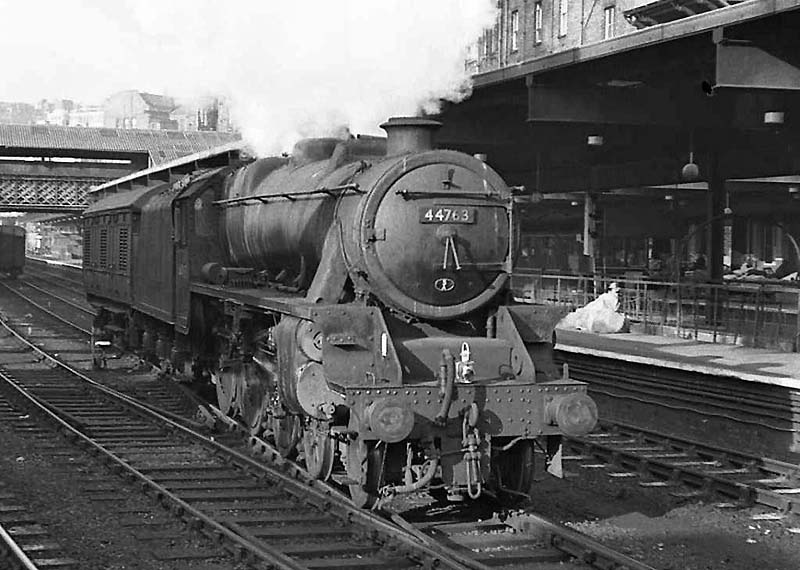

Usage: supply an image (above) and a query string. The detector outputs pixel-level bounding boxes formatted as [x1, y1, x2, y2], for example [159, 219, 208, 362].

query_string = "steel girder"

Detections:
[0, 174, 105, 212]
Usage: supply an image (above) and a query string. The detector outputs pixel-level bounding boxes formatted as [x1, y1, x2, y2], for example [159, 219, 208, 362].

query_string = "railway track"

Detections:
[23, 258, 82, 284]
[567, 421, 800, 516]
[554, 353, 800, 517]
[24, 261, 800, 521]
[19, 260, 85, 313]
[4, 276, 795, 566]
[558, 351, 800, 463]
[6, 278, 93, 333]
[0, 467, 76, 570]
[0, 379, 657, 570]
[4, 264, 668, 569]
[0, 392, 198, 570]
[0, 277, 210, 424]
[0, 295, 458, 569]
[232, 415, 655, 570]
[0, 523, 56, 570]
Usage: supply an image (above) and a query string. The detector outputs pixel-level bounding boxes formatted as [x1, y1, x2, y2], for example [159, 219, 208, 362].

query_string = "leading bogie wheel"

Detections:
[213, 369, 236, 417]
[302, 423, 334, 481]
[238, 365, 267, 435]
[492, 439, 535, 503]
[271, 413, 301, 459]
[346, 439, 384, 508]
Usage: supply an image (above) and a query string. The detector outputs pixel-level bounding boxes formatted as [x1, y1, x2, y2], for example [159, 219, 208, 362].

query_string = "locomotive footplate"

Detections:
[191, 282, 317, 318]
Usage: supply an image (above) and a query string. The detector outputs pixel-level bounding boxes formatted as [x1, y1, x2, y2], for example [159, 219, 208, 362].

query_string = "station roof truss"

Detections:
[625, 0, 747, 29]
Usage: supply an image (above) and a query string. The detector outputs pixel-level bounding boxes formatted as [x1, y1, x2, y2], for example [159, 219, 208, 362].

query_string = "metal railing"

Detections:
[512, 270, 800, 352]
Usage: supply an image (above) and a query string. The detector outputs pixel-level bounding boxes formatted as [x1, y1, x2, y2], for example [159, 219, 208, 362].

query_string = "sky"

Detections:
[1, 0, 494, 154]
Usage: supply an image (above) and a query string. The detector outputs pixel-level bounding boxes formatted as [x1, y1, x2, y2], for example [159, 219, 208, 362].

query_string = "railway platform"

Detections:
[555, 328, 799, 388]
[554, 329, 800, 463]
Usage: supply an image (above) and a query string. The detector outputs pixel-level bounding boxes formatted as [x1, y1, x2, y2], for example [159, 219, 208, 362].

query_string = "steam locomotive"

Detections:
[84, 117, 597, 507]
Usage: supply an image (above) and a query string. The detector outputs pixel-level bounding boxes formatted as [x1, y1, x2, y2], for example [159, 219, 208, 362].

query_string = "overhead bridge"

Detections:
[0, 173, 105, 212]
[0, 124, 240, 213]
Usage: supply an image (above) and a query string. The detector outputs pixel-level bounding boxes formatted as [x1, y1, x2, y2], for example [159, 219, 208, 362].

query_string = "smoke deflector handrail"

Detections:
[213, 183, 363, 206]
[394, 188, 506, 200]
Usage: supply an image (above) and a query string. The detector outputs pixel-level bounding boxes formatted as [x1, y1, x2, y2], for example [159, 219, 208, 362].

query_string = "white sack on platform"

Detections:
[557, 283, 627, 334]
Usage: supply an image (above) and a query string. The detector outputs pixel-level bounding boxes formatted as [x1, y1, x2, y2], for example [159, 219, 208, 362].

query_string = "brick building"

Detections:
[469, 0, 745, 74]
[171, 96, 231, 132]
[2, 92, 233, 132]
[69, 106, 105, 128]
[0, 102, 36, 125]
[103, 90, 178, 130]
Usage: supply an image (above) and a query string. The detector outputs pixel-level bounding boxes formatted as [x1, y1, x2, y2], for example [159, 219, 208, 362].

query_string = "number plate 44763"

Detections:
[419, 206, 475, 224]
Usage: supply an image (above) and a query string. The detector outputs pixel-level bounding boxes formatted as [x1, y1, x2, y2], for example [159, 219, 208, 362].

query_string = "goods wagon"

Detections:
[0, 225, 25, 278]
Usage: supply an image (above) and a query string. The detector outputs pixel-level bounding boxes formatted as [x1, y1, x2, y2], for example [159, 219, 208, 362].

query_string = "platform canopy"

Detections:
[0, 125, 240, 212]
[437, 0, 800, 195]
[437, 0, 800, 281]
[625, 0, 747, 29]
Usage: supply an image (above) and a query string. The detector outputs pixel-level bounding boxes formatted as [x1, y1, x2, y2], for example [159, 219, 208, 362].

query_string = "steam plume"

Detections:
[126, 0, 495, 154]
[3, 1, 494, 155]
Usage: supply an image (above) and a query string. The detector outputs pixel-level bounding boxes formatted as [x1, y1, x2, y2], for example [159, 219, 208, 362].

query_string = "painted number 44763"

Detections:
[419, 206, 475, 224]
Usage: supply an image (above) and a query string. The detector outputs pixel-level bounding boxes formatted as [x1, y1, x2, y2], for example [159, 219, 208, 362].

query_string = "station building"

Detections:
[103, 90, 178, 130]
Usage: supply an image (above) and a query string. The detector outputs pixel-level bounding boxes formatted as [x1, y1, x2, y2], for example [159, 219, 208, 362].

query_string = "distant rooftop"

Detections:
[0, 124, 241, 165]
[137, 92, 177, 111]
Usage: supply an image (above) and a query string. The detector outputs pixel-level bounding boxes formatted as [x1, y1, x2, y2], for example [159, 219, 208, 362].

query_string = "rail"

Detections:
[0, 522, 40, 570]
[570, 421, 800, 516]
[512, 271, 800, 352]
[25, 256, 82, 270]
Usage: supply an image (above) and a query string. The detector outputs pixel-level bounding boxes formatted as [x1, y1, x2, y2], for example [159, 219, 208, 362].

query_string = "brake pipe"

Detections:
[380, 457, 441, 497]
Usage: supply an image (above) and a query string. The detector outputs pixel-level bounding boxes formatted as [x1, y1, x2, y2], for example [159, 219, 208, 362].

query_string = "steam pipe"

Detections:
[486, 314, 496, 338]
[379, 457, 440, 496]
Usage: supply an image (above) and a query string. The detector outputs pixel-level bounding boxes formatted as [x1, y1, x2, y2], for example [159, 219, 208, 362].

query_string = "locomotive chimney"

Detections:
[380, 117, 442, 155]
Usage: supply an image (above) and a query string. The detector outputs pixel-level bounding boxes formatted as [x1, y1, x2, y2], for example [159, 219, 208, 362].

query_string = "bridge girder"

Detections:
[0, 175, 101, 213]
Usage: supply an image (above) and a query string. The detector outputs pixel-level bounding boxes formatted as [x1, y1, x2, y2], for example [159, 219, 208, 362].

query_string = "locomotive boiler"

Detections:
[84, 117, 598, 507]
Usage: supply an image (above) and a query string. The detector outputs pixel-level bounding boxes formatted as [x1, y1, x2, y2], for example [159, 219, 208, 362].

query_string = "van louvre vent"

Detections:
[99, 229, 108, 267]
[83, 228, 92, 267]
[118, 227, 129, 273]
